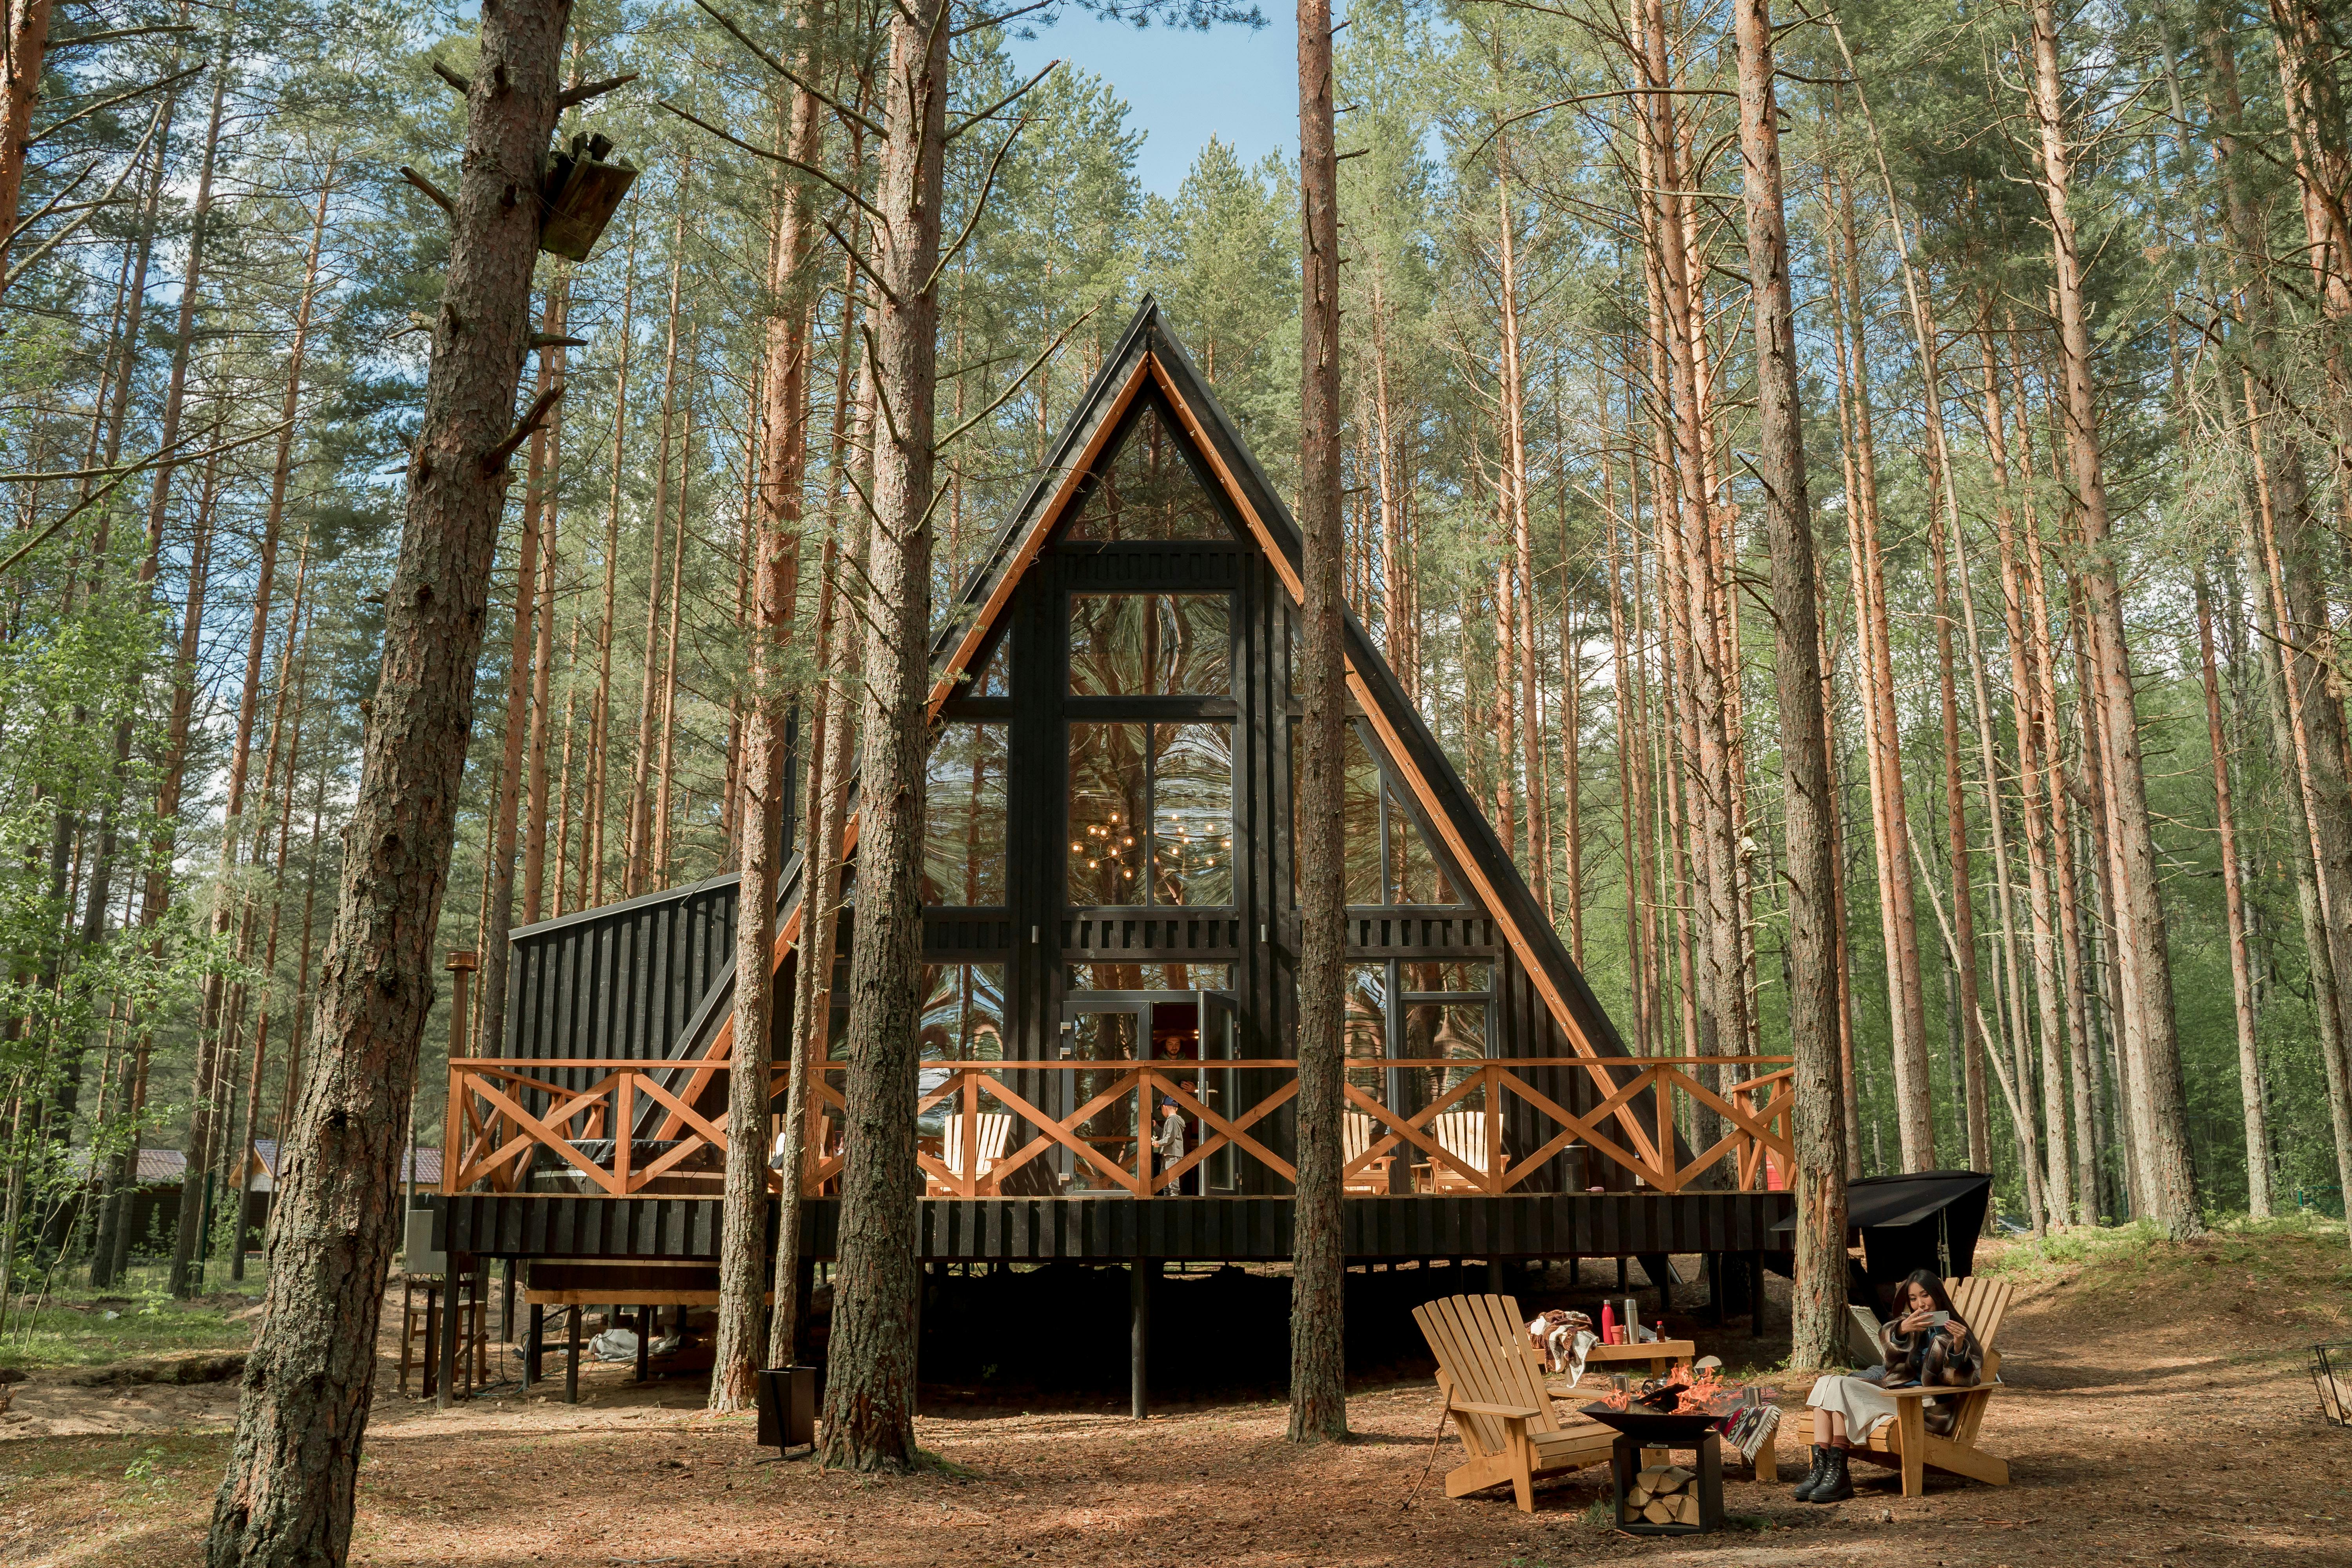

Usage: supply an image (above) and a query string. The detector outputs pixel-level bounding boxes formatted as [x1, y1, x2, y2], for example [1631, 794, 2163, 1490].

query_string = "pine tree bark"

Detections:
[2195, 576, 2270, 1215]
[590, 212, 639, 908]
[626, 180, 692, 897]
[1831, 179, 1933, 1169]
[2027, 0, 2200, 1236]
[474, 291, 555, 1061]
[652, 362, 696, 880]
[0, 0, 54, 276]
[1928, 508, 1990, 1181]
[521, 275, 570, 925]
[711, 52, 822, 1414]
[776, 235, 869, 1371]
[206, 0, 573, 1556]
[152, 25, 238, 1299]
[1733, 0, 1844, 1367]
[818, 0, 947, 1472]
[1287, 0, 1348, 1444]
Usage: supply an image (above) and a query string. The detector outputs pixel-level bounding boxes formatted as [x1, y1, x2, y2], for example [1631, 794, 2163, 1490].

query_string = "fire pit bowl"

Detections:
[1578, 1401, 1726, 1446]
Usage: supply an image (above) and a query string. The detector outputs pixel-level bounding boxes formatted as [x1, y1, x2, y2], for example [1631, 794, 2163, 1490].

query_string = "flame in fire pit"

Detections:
[1682, 1363, 1743, 1415]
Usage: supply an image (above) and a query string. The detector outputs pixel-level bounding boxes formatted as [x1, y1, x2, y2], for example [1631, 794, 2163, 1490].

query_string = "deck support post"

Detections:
[435, 1267, 461, 1410]
[1617, 1255, 1628, 1290]
[524, 1303, 542, 1387]
[1748, 1251, 1766, 1336]
[1708, 1252, 1725, 1327]
[1485, 1258, 1503, 1295]
[565, 1305, 582, 1403]
[636, 1303, 652, 1382]
[1131, 1259, 1152, 1420]
[501, 1259, 516, 1349]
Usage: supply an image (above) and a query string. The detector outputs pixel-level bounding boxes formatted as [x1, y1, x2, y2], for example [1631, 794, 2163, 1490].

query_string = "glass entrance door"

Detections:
[1058, 990, 1234, 1194]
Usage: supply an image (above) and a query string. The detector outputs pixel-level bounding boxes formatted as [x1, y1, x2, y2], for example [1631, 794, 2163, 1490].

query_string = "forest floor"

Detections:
[1, 1217, 2348, 1567]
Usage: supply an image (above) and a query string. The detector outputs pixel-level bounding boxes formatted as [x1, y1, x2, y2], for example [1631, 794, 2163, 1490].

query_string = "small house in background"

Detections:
[52, 1144, 446, 1264]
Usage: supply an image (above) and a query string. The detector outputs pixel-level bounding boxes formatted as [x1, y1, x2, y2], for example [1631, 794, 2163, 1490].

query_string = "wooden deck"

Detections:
[432, 1190, 1794, 1263]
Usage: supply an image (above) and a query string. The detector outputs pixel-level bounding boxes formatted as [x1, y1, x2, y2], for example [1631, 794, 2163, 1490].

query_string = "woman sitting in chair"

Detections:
[1795, 1270, 1981, 1503]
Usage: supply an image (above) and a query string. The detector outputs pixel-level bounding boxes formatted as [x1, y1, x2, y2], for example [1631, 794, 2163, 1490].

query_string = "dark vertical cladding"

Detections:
[505, 875, 743, 1061]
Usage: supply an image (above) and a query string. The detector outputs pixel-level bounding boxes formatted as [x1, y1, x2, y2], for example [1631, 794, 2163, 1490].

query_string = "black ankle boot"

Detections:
[1791, 1444, 1833, 1501]
[1808, 1444, 1854, 1503]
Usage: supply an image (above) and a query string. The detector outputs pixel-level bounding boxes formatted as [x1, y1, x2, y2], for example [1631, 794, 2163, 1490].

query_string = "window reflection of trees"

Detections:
[1067, 722, 1232, 907]
[1293, 718, 1457, 906]
[1069, 592, 1230, 696]
[1063, 403, 1227, 542]
[915, 963, 1005, 1136]
[923, 723, 1007, 906]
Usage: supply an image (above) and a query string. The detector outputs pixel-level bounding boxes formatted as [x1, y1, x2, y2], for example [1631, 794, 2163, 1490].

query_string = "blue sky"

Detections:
[1005, 8, 1303, 197]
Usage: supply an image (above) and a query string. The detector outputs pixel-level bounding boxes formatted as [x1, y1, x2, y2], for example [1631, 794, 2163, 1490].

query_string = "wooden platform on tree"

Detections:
[433, 1191, 1793, 1263]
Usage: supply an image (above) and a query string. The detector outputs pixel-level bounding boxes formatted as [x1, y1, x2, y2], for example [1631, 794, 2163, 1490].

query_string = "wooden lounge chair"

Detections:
[1802, 1275, 2014, 1497]
[1415, 1109, 1492, 1193]
[1342, 1111, 1394, 1195]
[1412, 1292, 1614, 1512]
[928, 1112, 1013, 1195]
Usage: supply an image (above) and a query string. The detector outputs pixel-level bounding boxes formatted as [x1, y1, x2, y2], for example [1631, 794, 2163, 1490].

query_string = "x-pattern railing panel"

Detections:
[445, 1055, 1794, 1198]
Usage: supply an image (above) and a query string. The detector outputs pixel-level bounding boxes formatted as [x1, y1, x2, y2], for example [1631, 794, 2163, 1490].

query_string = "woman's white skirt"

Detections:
[1806, 1373, 1900, 1439]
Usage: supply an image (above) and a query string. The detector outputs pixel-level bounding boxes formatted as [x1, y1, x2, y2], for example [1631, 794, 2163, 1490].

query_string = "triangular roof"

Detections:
[738, 298, 1630, 1069]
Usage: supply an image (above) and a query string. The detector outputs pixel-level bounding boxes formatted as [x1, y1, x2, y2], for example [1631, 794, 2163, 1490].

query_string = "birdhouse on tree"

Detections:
[538, 131, 637, 261]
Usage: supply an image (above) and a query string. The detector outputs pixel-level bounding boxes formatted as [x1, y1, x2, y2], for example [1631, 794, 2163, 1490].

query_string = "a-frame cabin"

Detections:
[431, 303, 1793, 1392]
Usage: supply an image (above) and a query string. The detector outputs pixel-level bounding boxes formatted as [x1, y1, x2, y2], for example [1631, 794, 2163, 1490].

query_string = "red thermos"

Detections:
[1601, 1303, 1619, 1345]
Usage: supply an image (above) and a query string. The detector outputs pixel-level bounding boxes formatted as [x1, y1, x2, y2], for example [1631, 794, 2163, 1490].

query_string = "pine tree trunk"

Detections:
[2192, 577, 2269, 1216]
[2027, 0, 2199, 1237]
[1286, 0, 1348, 1445]
[775, 232, 868, 1370]
[152, 29, 238, 1300]
[475, 294, 554, 1060]
[0, 0, 55, 276]
[712, 55, 822, 1413]
[627, 182, 691, 898]
[206, 0, 570, 1557]
[652, 365, 696, 881]
[818, 0, 946, 1472]
[1733, 0, 1844, 1367]
[1928, 510, 1990, 1181]
[521, 276, 570, 925]
[591, 212, 640, 909]
[232, 598, 312, 1281]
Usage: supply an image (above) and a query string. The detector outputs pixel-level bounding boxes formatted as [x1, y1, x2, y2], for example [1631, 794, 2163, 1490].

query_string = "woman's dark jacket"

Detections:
[1880, 1316, 1983, 1434]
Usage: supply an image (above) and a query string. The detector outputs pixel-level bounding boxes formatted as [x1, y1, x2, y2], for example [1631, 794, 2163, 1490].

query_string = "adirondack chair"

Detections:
[1342, 1111, 1394, 1195]
[1412, 1293, 1615, 1512]
[1415, 1109, 1494, 1193]
[1802, 1275, 2014, 1498]
[928, 1113, 1014, 1195]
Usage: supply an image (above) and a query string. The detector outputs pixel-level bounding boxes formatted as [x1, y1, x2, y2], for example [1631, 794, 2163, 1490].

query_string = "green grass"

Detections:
[2, 1265, 265, 1371]
[1980, 1211, 2352, 1289]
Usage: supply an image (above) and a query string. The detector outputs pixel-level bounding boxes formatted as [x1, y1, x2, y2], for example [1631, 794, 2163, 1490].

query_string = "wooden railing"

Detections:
[442, 1055, 1793, 1200]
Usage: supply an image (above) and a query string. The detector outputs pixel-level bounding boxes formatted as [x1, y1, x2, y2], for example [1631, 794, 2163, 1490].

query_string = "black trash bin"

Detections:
[755, 1365, 817, 1452]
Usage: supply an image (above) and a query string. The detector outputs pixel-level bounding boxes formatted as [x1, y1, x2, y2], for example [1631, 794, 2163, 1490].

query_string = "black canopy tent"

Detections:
[1767, 1171, 1993, 1309]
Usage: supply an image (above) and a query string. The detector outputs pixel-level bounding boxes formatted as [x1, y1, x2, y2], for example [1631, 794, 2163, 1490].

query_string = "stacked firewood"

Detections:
[1624, 1463, 1700, 1526]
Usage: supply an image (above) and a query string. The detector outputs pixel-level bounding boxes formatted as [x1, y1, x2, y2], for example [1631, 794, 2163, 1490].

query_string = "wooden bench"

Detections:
[1803, 1275, 2014, 1497]
[1413, 1293, 1614, 1512]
